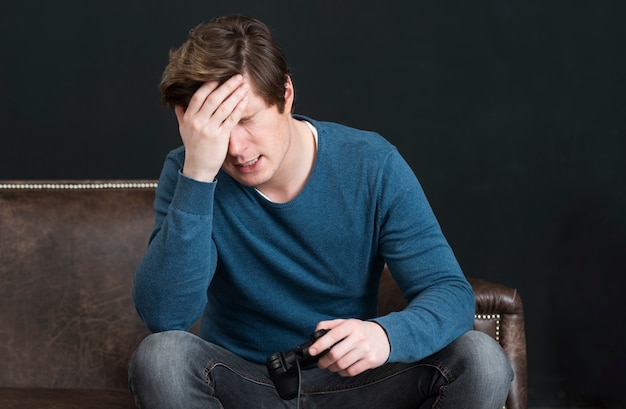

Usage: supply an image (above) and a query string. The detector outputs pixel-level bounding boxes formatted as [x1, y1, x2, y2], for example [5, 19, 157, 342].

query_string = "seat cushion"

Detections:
[0, 388, 135, 409]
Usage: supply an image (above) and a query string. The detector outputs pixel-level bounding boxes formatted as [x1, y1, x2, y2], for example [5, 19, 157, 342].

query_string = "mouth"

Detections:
[237, 156, 260, 168]
[232, 155, 262, 174]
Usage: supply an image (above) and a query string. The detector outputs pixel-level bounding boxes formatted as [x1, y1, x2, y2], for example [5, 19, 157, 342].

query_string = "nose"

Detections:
[228, 124, 247, 156]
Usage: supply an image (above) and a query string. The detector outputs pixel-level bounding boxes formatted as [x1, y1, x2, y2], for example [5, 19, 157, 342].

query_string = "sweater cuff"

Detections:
[170, 170, 217, 216]
[371, 315, 405, 363]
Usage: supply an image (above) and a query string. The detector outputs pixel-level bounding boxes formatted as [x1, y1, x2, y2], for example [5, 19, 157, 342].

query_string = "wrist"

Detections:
[181, 164, 219, 183]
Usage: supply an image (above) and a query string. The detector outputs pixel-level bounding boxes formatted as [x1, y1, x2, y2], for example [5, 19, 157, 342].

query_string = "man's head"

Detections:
[160, 15, 291, 113]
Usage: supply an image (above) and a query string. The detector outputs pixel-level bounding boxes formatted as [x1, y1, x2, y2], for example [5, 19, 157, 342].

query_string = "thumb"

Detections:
[174, 104, 186, 124]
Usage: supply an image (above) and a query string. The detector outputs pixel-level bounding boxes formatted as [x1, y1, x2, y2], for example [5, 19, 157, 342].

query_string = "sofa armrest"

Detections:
[468, 278, 528, 409]
[378, 268, 528, 409]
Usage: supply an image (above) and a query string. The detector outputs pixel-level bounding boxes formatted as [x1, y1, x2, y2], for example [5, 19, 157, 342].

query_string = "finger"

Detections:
[316, 319, 344, 332]
[195, 75, 245, 118]
[185, 81, 220, 116]
[319, 331, 358, 364]
[219, 93, 249, 133]
[310, 319, 351, 356]
[337, 358, 371, 377]
[321, 341, 364, 372]
[213, 82, 249, 127]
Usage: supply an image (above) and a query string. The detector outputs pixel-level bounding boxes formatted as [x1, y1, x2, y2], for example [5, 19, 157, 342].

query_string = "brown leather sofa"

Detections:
[0, 180, 527, 409]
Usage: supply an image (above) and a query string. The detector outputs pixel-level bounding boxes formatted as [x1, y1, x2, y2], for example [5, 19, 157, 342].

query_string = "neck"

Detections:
[257, 118, 316, 203]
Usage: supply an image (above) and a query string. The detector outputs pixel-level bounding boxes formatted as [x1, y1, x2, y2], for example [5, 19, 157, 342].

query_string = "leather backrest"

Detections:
[0, 181, 526, 409]
[0, 182, 155, 389]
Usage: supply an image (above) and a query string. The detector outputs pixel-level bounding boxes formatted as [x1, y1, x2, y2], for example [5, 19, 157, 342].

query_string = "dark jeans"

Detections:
[128, 330, 512, 408]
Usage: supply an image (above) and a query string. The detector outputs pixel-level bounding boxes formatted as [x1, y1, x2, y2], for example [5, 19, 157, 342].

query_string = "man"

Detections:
[129, 14, 512, 408]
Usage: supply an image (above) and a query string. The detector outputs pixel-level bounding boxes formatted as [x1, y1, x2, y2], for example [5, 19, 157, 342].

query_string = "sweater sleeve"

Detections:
[372, 149, 475, 363]
[132, 149, 218, 332]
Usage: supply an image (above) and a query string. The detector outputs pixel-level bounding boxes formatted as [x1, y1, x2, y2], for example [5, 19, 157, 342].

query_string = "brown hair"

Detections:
[159, 15, 290, 112]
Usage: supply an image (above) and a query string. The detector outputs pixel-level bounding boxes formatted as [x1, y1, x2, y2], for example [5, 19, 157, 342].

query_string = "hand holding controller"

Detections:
[266, 329, 329, 400]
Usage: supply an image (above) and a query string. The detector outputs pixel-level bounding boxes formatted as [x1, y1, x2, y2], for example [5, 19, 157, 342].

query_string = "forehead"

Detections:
[241, 77, 276, 117]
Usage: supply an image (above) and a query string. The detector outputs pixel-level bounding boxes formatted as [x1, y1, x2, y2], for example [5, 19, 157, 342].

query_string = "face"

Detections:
[220, 78, 294, 191]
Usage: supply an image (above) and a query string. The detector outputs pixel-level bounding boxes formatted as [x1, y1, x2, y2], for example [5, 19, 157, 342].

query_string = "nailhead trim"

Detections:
[0, 182, 158, 190]
[474, 313, 501, 342]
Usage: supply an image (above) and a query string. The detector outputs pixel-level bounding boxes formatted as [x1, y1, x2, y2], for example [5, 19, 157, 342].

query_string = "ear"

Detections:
[284, 75, 295, 112]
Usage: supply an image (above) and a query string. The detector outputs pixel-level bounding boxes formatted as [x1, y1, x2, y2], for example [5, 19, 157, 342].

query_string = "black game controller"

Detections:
[266, 329, 329, 400]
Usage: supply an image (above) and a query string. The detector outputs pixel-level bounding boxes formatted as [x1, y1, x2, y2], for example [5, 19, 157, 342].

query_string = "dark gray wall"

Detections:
[2, 1, 625, 407]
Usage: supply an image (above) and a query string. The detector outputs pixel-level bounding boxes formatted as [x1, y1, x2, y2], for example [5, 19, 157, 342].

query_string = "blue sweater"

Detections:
[132, 116, 474, 364]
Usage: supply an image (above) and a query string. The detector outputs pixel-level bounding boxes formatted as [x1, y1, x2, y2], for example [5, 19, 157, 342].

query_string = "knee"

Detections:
[129, 330, 199, 383]
[456, 330, 514, 385]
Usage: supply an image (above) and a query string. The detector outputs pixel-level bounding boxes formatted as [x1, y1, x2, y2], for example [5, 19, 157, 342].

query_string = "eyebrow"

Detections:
[239, 109, 258, 122]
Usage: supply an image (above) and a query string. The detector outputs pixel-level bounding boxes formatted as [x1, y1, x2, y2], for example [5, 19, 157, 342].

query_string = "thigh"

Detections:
[205, 347, 296, 409]
[129, 331, 295, 409]
[299, 361, 444, 409]
[297, 331, 512, 409]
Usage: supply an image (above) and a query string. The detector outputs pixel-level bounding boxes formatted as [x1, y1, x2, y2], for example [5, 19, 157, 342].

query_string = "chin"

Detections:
[231, 172, 268, 188]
